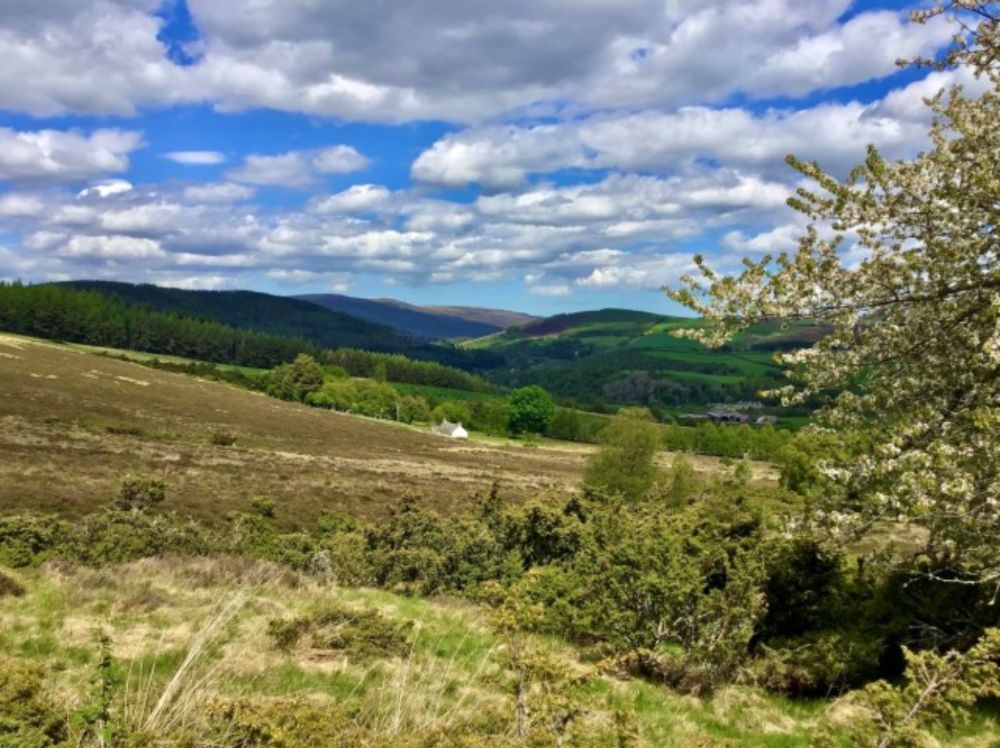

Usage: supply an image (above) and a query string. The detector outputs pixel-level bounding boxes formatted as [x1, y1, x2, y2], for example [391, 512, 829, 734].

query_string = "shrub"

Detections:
[70, 510, 216, 566]
[266, 354, 326, 402]
[205, 698, 351, 748]
[664, 454, 699, 505]
[759, 538, 848, 640]
[748, 630, 884, 696]
[0, 659, 68, 747]
[114, 473, 167, 512]
[267, 605, 413, 660]
[430, 400, 471, 427]
[251, 495, 277, 519]
[818, 628, 1000, 748]
[0, 514, 67, 568]
[0, 570, 25, 598]
[209, 428, 237, 447]
[584, 408, 661, 502]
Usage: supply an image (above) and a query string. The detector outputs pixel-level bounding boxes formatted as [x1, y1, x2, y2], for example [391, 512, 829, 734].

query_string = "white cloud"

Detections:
[311, 184, 391, 213]
[0, 129, 142, 182]
[576, 266, 648, 288]
[0, 1, 193, 117]
[312, 145, 370, 174]
[227, 152, 315, 187]
[164, 150, 226, 165]
[412, 93, 942, 189]
[183, 182, 256, 203]
[0, 193, 45, 217]
[78, 180, 134, 199]
[227, 146, 368, 187]
[528, 283, 571, 297]
[0, 0, 957, 123]
[59, 235, 165, 260]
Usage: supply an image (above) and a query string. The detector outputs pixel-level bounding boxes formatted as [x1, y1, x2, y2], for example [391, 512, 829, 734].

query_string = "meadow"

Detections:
[0, 334, 750, 526]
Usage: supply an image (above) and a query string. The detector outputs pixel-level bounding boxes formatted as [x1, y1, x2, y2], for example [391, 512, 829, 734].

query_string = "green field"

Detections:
[467, 309, 821, 416]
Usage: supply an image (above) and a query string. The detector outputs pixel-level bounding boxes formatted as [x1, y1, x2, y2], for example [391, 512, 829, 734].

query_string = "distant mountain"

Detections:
[59, 281, 405, 352]
[296, 294, 504, 340]
[376, 299, 540, 330]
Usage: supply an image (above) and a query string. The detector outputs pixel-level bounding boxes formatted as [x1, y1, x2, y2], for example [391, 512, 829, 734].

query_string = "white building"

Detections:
[434, 420, 468, 439]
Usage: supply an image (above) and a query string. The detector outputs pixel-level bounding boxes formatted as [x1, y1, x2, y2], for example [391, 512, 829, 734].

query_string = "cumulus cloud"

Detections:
[311, 184, 392, 213]
[527, 283, 571, 297]
[183, 182, 256, 202]
[0, 129, 142, 182]
[227, 146, 369, 187]
[165, 150, 227, 165]
[412, 87, 951, 189]
[312, 145, 370, 174]
[58, 234, 166, 260]
[0, 0, 976, 301]
[0, 1, 193, 117]
[0, 0, 956, 123]
[78, 180, 135, 199]
[0, 193, 45, 217]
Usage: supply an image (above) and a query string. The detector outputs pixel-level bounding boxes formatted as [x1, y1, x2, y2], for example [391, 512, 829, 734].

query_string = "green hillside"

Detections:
[470, 309, 825, 412]
[61, 280, 402, 351]
[57, 281, 504, 371]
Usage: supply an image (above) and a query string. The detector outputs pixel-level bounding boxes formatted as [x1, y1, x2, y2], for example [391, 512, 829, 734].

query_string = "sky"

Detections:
[0, 0, 982, 315]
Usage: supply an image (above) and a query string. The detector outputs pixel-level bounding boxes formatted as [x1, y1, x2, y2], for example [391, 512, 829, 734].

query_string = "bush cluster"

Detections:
[2, 475, 996, 704]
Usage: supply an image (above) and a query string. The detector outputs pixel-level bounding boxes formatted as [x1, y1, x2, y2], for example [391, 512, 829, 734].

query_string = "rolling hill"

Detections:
[296, 293, 500, 340]
[61, 280, 403, 350]
[468, 308, 826, 411]
[377, 298, 541, 330]
[55, 281, 504, 370]
[0, 332, 585, 524]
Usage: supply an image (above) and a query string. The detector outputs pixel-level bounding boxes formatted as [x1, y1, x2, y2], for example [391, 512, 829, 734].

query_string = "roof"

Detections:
[434, 420, 467, 436]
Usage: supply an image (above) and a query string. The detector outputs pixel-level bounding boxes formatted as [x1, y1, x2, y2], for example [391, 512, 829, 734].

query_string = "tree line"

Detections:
[0, 282, 489, 391]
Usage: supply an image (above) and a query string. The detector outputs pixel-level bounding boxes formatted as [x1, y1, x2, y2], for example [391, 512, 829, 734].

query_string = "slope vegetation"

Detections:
[63, 280, 402, 351]
[383, 299, 541, 330]
[469, 309, 826, 411]
[297, 293, 499, 340]
[0, 334, 583, 524]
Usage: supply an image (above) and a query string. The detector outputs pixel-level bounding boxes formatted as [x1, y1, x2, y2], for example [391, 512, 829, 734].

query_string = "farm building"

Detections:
[435, 420, 468, 439]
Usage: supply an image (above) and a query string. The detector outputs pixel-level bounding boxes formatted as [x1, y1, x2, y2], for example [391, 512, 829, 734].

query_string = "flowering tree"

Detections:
[668, 3, 1000, 588]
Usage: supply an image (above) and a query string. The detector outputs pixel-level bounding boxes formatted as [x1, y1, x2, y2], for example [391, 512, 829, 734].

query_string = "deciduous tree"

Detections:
[668, 3, 1000, 586]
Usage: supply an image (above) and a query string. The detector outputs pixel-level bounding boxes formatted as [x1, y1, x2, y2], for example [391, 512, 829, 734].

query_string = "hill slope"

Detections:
[61, 280, 406, 351]
[0, 333, 582, 524]
[468, 308, 826, 410]
[377, 298, 541, 330]
[296, 293, 499, 340]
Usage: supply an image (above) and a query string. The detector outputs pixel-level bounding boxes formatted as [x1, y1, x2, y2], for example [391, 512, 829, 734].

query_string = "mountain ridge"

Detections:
[297, 293, 507, 340]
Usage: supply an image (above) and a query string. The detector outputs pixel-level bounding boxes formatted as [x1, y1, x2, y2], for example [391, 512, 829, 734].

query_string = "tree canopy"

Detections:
[508, 386, 556, 435]
[668, 1, 1000, 587]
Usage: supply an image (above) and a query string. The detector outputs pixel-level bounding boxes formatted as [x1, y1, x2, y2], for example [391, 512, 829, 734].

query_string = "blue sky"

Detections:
[0, 0, 977, 315]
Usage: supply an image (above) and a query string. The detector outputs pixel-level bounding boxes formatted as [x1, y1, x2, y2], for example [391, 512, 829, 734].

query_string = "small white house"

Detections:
[435, 420, 468, 439]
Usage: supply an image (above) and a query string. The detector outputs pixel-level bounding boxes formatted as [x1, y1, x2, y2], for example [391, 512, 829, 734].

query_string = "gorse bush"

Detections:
[267, 605, 414, 660]
[1, 473, 996, 713]
[584, 407, 661, 502]
[0, 658, 68, 747]
[114, 473, 167, 512]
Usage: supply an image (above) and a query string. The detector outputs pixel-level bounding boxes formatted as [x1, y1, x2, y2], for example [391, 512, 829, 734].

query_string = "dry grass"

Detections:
[3, 559, 996, 746]
[0, 334, 770, 527]
[0, 558, 830, 746]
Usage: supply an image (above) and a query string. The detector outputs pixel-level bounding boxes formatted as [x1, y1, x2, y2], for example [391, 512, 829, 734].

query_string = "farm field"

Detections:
[0, 334, 763, 527]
